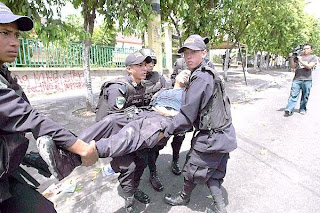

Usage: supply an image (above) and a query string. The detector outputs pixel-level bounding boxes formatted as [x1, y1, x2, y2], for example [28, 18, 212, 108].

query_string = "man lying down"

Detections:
[37, 70, 191, 180]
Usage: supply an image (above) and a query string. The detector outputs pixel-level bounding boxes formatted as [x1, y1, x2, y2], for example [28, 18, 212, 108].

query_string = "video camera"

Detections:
[292, 45, 304, 62]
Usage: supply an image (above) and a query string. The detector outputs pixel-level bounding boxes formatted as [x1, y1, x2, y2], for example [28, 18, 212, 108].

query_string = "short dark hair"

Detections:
[303, 43, 313, 49]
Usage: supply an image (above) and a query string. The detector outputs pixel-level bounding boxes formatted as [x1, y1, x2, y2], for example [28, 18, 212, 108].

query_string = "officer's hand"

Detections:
[81, 140, 99, 166]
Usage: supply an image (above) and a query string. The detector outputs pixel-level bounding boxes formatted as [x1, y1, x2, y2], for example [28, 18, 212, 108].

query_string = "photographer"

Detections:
[284, 44, 317, 116]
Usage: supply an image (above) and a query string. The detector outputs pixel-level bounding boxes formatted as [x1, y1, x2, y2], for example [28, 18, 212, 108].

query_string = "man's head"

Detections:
[125, 51, 152, 83]
[174, 69, 191, 88]
[178, 34, 208, 70]
[0, 2, 33, 65]
[302, 44, 313, 56]
[139, 48, 157, 73]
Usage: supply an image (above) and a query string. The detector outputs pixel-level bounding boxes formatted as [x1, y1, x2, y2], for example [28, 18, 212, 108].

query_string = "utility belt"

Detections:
[124, 105, 144, 120]
[107, 105, 151, 119]
[124, 105, 144, 114]
[194, 123, 231, 138]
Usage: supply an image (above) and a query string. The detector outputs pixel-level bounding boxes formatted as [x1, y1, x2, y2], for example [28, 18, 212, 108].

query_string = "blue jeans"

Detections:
[285, 79, 312, 112]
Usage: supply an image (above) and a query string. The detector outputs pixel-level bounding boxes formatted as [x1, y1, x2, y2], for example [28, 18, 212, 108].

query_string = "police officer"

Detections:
[139, 48, 167, 191]
[95, 51, 152, 213]
[171, 37, 214, 86]
[169, 37, 216, 176]
[162, 35, 237, 213]
[0, 2, 98, 212]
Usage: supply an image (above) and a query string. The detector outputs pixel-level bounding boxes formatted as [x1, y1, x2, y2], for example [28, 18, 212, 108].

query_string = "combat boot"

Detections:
[124, 194, 137, 213]
[149, 171, 164, 191]
[134, 189, 150, 204]
[164, 191, 190, 206]
[22, 152, 52, 178]
[205, 194, 227, 213]
[171, 159, 182, 175]
[36, 135, 81, 180]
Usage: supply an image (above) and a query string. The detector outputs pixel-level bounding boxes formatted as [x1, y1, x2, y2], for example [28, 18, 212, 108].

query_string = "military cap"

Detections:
[125, 51, 152, 67]
[0, 1, 33, 31]
[178, 34, 209, 53]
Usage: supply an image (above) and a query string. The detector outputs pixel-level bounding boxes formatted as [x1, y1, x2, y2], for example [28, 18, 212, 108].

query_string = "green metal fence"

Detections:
[9, 38, 167, 68]
[10, 38, 138, 68]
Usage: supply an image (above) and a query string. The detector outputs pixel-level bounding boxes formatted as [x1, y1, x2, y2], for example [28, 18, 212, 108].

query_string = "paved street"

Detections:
[228, 68, 320, 213]
[23, 68, 320, 213]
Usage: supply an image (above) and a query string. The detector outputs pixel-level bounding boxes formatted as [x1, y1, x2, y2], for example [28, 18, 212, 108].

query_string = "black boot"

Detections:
[206, 194, 227, 213]
[171, 159, 182, 175]
[134, 189, 150, 204]
[22, 152, 52, 178]
[36, 135, 81, 180]
[124, 194, 136, 213]
[149, 171, 164, 191]
[164, 191, 190, 206]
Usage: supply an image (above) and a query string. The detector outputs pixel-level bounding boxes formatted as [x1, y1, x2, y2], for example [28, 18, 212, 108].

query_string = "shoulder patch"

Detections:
[116, 96, 126, 109]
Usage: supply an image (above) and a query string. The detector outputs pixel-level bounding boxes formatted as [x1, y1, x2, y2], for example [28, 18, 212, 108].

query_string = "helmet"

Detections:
[139, 48, 157, 64]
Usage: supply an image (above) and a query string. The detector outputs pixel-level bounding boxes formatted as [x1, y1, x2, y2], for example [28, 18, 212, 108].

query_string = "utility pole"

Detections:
[148, 0, 162, 73]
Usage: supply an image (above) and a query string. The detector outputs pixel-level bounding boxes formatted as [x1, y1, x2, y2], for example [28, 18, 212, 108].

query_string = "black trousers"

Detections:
[171, 134, 185, 161]
[110, 150, 148, 195]
[80, 111, 171, 158]
[0, 176, 56, 213]
[147, 142, 166, 173]
[183, 176, 223, 197]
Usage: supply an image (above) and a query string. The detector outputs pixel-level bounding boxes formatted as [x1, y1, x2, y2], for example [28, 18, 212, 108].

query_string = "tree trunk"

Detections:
[253, 51, 258, 71]
[82, 0, 97, 112]
[260, 51, 264, 70]
[266, 52, 270, 70]
[223, 49, 230, 81]
[83, 39, 94, 111]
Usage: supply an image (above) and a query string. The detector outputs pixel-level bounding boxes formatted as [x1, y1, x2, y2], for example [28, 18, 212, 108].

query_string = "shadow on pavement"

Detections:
[109, 151, 231, 213]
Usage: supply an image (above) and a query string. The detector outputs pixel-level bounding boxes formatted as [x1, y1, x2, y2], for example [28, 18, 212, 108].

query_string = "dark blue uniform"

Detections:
[94, 74, 150, 198]
[0, 65, 78, 213]
[169, 58, 217, 175]
[79, 111, 170, 157]
[164, 60, 237, 199]
[143, 71, 167, 106]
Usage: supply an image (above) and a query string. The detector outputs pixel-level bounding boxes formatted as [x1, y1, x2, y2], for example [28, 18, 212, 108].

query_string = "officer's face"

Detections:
[128, 61, 148, 83]
[146, 60, 155, 73]
[183, 49, 206, 70]
[0, 23, 20, 66]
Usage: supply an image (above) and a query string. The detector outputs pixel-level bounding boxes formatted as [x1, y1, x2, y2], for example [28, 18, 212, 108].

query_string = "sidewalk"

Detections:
[222, 68, 293, 104]
[25, 68, 295, 212]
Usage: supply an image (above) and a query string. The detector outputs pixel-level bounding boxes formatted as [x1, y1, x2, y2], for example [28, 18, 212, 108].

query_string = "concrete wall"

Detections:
[10, 67, 170, 99]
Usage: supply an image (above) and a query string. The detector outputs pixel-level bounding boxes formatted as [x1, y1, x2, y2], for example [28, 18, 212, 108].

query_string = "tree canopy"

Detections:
[5, 0, 320, 56]
[161, 0, 320, 56]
